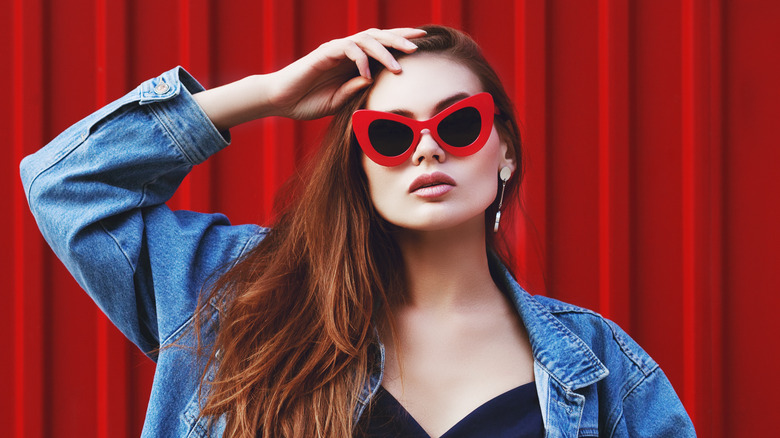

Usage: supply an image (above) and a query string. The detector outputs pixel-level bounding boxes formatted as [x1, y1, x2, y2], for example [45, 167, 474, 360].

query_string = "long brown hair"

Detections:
[194, 24, 523, 437]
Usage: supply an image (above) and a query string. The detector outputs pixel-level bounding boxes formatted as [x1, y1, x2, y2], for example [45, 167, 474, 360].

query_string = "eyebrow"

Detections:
[385, 92, 472, 118]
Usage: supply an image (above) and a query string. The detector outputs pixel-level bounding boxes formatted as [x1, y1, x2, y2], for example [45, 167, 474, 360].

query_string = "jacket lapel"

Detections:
[490, 255, 609, 437]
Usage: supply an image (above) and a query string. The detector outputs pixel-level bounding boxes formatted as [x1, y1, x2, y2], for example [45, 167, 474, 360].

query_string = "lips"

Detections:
[408, 171, 457, 194]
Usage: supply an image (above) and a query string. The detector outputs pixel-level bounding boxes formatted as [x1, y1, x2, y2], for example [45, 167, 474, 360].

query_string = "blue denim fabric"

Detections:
[21, 67, 695, 437]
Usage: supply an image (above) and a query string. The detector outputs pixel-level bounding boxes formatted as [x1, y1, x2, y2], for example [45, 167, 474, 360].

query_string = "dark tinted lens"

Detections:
[437, 107, 482, 147]
[368, 119, 414, 157]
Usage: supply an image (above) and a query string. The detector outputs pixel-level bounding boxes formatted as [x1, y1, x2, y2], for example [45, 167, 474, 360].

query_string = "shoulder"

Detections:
[531, 295, 659, 382]
[529, 296, 697, 434]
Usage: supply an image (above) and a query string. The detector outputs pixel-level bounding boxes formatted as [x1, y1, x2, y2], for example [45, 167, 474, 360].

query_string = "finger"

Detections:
[331, 75, 373, 107]
[362, 27, 427, 54]
[342, 41, 372, 79]
[351, 34, 404, 74]
[348, 28, 427, 74]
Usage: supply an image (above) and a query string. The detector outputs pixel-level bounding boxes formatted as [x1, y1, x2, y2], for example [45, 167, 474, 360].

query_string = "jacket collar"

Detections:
[489, 253, 609, 391]
[357, 253, 610, 421]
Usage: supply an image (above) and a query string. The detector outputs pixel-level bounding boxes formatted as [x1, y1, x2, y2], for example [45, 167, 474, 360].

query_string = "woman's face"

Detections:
[361, 53, 515, 232]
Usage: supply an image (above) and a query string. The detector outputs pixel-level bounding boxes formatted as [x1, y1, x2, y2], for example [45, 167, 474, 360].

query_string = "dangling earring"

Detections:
[494, 166, 512, 232]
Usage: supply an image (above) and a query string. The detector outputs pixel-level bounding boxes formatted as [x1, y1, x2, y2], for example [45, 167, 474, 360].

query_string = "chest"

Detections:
[380, 307, 535, 436]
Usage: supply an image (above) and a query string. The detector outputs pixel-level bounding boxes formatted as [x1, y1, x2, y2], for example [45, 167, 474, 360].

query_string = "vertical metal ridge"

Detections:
[436, 0, 462, 34]
[348, 0, 359, 33]
[512, 0, 530, 283]
[180, 0, 191, 69]
[96, 317, 109, 438]
[680, 0, 697, 421]
[513, 0, 526, 123]
[186, 0, 214, 215]
[13, 0, 43, 435]
[95, 2, 110, 435]
[512, 0, 549, 294]
[96, 0, 107, 107]
[597, 0, 630, 327]
[177, 0, 193, 211]
[274, 1, 295, 194]
[708, 1, 725, 434]
[107, 3, 132, 435]
[262, 0, 277, 218]
[12, 0, 26, 435]
[597, 0, 612, 319]
[517, 0, 549, 295]
[431, 0, 442, 24]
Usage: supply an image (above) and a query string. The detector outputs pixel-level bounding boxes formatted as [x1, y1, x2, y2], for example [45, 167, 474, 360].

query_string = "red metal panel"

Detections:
[546, 0, 602, 313]
[705, 1, 725, 436]
[681, 0, 698, 420]
[10, 0, 45, 436]
[7, 0, 780, 435]
[0, 0, 14, 433]
[632, 0, 687, 397]
[180, 0, 216, 217]
[597, 0, 631, 328]
[95, 1, 111, 437]
[722, 1, 780, 436]
[513, 0, 550, 297]
[46, 2, 98, 437]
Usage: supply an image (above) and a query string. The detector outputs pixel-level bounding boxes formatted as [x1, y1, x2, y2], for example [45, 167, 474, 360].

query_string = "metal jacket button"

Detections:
[154, 81, 170, 94]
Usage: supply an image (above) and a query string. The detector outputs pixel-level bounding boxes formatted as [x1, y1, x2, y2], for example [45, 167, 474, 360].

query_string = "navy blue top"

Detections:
[363, 382, 544, 437]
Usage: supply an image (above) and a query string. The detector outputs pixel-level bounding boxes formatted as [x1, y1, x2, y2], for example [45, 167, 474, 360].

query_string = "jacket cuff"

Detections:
[139, 66, 230, 165]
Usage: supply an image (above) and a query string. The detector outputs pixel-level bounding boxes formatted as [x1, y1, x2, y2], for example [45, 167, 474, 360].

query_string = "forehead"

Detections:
[365, 53, 483, 115]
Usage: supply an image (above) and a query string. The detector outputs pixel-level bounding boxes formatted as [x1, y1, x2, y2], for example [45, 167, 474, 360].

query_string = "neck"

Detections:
[395, 217, 501, 311]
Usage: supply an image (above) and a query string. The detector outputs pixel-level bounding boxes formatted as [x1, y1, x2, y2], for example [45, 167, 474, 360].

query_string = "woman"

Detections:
[21, 25, 694, 437]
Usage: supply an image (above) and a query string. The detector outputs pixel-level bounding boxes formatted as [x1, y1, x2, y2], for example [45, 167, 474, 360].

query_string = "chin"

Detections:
[385, 211, 488, 234]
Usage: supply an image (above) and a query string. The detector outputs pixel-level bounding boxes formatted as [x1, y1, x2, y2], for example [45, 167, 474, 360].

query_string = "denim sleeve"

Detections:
[20, 66, 266, 359]
[617, 367, 697, 437]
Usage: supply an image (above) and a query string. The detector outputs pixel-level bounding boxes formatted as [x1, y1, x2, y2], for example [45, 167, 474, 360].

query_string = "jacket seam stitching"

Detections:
[22, 102, 137, 208]
[160, 231, 263, 347]
[24, 127, 96, 218]
[547, 307, 601, 317]
[603, 319, 656, 375]
[147, 102, 198, 166]
[97, 219, 137, 277]
[606, 364, 660, 437]
[529, 297, 609, 389]
[208, 231, 265, 309]
[545, 303, 655, 376]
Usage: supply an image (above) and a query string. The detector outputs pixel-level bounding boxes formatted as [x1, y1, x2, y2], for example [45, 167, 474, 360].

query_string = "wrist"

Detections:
[192, 74, 276, 131]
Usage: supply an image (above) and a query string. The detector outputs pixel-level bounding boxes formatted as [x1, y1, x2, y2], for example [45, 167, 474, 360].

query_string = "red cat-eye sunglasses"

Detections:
[352, 92, 495, 167]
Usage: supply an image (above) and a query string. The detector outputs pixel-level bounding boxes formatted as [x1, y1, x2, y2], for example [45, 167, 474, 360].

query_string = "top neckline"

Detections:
[366, 381, 542, 437]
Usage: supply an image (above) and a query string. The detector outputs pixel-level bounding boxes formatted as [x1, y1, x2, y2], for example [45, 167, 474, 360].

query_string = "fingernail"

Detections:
[391, 59, 401, 70]
[404, 41, 418, 49]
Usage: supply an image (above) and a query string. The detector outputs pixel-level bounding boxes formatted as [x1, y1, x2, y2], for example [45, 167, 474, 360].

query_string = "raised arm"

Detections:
[20, 67, 259, 356]
[19, 28, 424, 358]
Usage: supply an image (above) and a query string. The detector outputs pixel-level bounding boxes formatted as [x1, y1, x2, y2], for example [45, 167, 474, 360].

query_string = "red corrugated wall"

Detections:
[4, 0, 778, 436]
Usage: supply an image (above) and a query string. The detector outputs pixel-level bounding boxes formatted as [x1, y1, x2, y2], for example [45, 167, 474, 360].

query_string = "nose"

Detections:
[412, 128, 446, 164]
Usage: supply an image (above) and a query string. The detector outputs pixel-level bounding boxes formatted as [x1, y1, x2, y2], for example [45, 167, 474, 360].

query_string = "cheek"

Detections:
[473, 132, 504, 180]
[362, 156, 379, 193]
[468, 132, 506, 202]
[470, 161, 500, 206]
[361, 156, 395, 206]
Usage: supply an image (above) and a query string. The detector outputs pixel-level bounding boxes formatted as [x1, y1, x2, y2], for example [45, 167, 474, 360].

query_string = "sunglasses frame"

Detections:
[352, 92, 495, 167]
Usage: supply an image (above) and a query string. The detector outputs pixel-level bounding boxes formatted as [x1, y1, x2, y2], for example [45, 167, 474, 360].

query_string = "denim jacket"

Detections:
[20, 67, 695, 437]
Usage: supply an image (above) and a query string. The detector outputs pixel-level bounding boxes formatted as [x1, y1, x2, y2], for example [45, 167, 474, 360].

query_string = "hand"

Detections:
[193, 28, 426, 130]
[265, 27, 426, 120]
